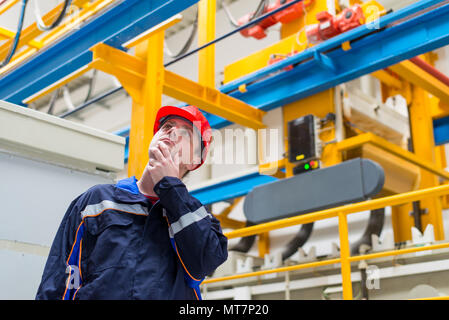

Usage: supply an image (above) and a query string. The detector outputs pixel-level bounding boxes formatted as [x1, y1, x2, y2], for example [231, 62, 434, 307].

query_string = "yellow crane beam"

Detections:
[88, 43, 266, 130]
[389, 60, 449, 106]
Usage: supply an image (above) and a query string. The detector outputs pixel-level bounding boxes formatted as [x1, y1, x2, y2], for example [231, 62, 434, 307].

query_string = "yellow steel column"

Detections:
[280, 89, 340, 263]
[338, 212, 353, 300]
[128, 30, 165, 179]
[380, 79, 414, 242]
[258, 232, 270, 258]
[436, 144, 449, 209]
[391, 203, 413, 243]
[198, 0, 215, 88]
[409, 85, 445, 239]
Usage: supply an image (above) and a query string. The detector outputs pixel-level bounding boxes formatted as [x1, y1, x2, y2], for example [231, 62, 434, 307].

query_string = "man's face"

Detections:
[149, 117, 202, 171]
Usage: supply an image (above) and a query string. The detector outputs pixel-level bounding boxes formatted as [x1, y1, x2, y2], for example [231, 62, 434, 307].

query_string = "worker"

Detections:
[35, 105, 228, 300]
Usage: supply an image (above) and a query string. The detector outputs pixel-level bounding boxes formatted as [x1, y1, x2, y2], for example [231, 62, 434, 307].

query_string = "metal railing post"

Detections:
[338, 211, 353, 300]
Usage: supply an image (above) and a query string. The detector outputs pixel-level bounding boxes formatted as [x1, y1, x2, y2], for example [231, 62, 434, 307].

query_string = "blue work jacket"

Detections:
[35, 176, 228, 300]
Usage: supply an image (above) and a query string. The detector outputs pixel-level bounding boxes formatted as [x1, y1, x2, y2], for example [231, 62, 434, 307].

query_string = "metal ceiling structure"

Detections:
[0, 0, 199, 105]
[107, 0, 449, 206]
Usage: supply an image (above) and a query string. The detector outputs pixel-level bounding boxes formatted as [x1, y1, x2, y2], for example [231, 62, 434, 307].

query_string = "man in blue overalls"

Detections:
[36, 105, 228, 300]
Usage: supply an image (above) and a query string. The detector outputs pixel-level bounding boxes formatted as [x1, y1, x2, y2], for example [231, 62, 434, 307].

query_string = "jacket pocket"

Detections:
[84, 211, 136, 274]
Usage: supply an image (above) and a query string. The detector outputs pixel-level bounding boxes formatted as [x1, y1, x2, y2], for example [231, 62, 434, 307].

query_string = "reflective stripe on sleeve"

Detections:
[168, 206, 212, 236]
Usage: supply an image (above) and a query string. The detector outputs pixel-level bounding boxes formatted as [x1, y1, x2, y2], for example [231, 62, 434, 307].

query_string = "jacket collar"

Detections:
[116, 176, 140, 194]
[114, 176, 149, 203]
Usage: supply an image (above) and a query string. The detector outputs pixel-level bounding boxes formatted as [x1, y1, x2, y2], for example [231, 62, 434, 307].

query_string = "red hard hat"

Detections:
[153, 105, 212, 170]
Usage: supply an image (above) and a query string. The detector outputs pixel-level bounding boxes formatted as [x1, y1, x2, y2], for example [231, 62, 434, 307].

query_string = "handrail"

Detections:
[204, 258, 341, 284]
[412, 296, 449, 300]
[203, 182, 449, 299]
[203, 241, 449, 284]
[224, 183, 449, 240]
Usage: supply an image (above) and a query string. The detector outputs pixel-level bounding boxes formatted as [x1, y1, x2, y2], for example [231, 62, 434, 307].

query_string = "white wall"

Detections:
[0, 152, 115, 299]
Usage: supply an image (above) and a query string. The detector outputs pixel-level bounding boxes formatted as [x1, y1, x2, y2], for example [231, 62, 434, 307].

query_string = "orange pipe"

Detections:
[409, 56, 449, 87]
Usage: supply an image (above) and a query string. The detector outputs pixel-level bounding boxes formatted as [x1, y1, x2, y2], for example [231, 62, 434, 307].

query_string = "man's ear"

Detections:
[183, 162, 197, 171]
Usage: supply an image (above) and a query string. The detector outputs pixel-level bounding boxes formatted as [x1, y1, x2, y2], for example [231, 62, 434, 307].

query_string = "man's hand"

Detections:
[148, 141, 181, 185]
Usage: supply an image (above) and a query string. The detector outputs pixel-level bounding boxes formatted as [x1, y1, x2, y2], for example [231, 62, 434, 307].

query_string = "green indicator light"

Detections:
[304, 164, 310, 170]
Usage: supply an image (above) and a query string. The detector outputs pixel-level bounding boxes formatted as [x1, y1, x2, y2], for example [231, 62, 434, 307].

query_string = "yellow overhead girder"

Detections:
[88, 42, 266, 130]
[389, 60, 449, 106]
[163, 70, 266, 129]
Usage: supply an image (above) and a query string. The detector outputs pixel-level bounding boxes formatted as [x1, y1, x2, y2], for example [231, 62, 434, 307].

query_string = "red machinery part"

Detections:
[268, 50, 299, 70]
[238, 12, 276, 39]
[337, 5, 364, 32]
[306, 4, 365, 44]
[238, 0, 315, 40]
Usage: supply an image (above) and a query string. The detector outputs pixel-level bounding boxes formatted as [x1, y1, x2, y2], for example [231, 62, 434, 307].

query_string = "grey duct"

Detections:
[240, 158, 385, 259]
[243, 158, 385, 224]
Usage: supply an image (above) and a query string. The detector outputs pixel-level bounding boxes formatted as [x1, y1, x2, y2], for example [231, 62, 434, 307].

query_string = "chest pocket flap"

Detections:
[86, 211, 134, 236]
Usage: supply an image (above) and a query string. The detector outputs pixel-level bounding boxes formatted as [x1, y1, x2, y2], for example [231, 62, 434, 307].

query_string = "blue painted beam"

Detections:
[434, 117, 449, 145]
[189, 171, 278, 206]
[221, 0, 448, 95]
[0, 0, 199, 105]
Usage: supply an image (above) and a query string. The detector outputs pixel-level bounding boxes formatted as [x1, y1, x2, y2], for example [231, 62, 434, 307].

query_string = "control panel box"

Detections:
[288, 114, 321, 165]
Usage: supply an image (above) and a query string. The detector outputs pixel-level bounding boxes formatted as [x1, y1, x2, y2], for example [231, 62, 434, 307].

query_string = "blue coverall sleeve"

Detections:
[35, 194, 86, 300]
[154, 176, 228, 280]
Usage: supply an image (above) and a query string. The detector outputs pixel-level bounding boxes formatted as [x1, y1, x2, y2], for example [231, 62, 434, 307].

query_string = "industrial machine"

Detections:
[305, 4, 365, 44]
[204, 0, 449, 300]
